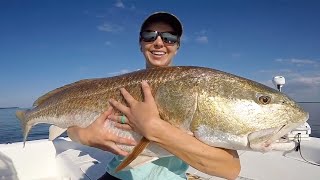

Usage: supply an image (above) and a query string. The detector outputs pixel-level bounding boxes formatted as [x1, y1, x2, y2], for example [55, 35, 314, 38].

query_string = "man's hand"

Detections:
[108, 80, 161, 140]
[67, 107, 137, 156]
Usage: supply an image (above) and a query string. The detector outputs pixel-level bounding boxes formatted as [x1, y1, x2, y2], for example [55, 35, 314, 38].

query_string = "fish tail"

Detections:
[16, 110, 31, 147]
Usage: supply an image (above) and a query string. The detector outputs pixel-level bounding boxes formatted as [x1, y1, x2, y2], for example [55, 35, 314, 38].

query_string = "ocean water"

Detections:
[0, 108, 59, 144]
[0, 103, 319, 144]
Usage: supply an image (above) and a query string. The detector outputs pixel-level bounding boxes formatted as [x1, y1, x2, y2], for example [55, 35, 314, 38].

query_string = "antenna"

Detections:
[272, 76, 285, 92]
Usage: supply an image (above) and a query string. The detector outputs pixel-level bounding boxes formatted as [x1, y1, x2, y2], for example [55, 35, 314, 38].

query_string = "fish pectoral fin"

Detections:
[115, 137, 151, 172]
[49, 125, 67, 141]
[122, 155, 159, 171]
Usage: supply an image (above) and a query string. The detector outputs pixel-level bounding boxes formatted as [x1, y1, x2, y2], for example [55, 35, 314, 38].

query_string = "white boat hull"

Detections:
[1, 137, 320, 180]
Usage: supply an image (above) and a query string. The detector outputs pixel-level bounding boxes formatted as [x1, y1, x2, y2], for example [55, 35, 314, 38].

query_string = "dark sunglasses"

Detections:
[140, 31, 179, 44]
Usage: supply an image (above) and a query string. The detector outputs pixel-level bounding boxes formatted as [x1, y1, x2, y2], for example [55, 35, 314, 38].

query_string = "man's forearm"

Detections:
[147, 119, 241, 180]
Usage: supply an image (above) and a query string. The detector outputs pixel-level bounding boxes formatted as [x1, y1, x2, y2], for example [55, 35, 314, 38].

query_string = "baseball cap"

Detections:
[140, 12, 183, 37]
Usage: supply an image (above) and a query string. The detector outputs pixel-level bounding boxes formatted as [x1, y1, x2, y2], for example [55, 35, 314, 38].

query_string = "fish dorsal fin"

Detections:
[33, 79, 93, 107]
[115, 137, 151, 172]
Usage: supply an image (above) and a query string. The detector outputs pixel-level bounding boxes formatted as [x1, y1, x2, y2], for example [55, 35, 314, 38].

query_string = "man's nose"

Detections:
[154, 35, 164, 47]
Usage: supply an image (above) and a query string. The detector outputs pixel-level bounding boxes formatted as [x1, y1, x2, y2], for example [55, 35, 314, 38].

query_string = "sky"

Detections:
[0, 0, 319, 107]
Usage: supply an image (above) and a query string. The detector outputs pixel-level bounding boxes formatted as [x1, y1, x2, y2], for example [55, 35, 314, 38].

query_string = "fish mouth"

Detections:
[248, 122, 305, 152]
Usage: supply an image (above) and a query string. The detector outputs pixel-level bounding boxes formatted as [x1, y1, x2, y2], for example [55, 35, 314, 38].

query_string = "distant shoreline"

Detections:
[0, 107, 19, 109]
[298, 102, 320, 103]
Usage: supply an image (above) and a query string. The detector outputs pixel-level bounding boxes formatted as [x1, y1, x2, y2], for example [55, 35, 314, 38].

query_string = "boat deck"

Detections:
[0, 137, 319, 180]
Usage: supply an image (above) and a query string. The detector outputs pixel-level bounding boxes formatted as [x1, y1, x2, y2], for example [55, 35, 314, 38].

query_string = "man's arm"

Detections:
[108, 81, 241, 179]
[146, 118, 240, 179]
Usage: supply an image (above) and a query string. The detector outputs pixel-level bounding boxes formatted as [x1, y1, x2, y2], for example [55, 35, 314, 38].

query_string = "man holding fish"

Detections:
[68, 12, 241, 179]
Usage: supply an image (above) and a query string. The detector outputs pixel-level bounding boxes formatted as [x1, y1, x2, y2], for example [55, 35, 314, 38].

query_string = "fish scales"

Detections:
[27, 67, 187, 124]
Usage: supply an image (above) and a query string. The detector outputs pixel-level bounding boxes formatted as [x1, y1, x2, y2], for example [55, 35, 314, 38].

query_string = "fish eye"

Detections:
[258, 95, 271, 105]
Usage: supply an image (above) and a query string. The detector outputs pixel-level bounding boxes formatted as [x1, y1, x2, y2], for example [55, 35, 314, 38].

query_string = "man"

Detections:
[68, 12, 240, 180]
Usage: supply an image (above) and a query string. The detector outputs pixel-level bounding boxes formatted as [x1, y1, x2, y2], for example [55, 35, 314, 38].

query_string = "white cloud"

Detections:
[284, 75, 320, 102]
[291, 59, 316, 64]
[108, 69, 131, 75]
[231, 53, 241, 58]
[195, 36, 208, 44]
[97, 23, 123, 32]
[129, 5, 136, 10]
[263, 58, 320, 101]
[258, 69, 292, 73]
[290, 76, 320, 87]
[113, 0, 136, 10]
[194, 29, 209, 44]
[114, 0, 125, 8]
[105, 41, 112, 46]
[275, 58, 318, 67]
[196, 30, 207, 35]
[259, 69, 320, 102]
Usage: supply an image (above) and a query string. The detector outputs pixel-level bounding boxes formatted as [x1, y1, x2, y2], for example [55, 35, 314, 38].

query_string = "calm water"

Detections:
[0, 103, 319, 144]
